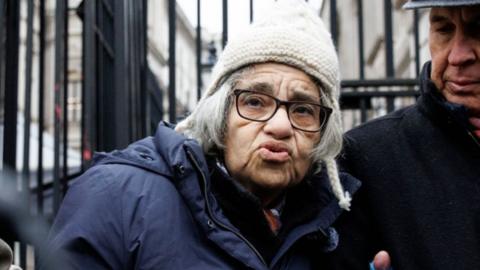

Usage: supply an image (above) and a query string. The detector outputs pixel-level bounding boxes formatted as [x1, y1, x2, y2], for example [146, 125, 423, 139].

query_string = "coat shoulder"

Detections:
[348, 105, 415, 135]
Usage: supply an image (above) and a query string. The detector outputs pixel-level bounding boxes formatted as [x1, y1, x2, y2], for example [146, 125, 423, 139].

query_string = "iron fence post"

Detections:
[22, 0, 34, 198]
[413, 9, 420, 77]
[53, 0, 67, 214]
[0, 0, 5, 99]
[82, 0, 97, 168]
[222, 0, 228, 48]
[196, 0, 202, 101]
[357, 0, 365, 79]
[62, 0, 70, 196]
[330, 0, 338, 47]
[37, 0, 46, 214]
[250, 0, 253, 23]
[168, 0, 176, 123]
[384, 0, 394, 77]
[3, 0, 20, 171]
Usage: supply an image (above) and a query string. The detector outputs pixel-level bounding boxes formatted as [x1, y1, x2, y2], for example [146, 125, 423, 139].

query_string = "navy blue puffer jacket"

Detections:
[47, 123, 360, 269]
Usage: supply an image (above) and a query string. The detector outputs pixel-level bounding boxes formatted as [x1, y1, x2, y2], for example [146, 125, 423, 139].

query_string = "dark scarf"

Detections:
[208, 157, 331, 264]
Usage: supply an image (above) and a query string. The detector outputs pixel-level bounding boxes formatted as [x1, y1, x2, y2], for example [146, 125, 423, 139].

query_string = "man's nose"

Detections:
[264, 107, 294, 138]
[448, 33, 476, 66]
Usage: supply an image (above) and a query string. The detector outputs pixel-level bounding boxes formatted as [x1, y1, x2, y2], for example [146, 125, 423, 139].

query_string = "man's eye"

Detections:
[434, 24, 454, 34]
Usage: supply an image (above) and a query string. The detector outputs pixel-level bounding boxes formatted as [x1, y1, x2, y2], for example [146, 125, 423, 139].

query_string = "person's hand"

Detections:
[371, 250, 391, 270]
[469, 117, 480, 138]
[0, 238, 13, 270]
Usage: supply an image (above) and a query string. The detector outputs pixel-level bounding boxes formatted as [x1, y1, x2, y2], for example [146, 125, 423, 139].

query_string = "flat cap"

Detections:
[403, 0, 480, 9]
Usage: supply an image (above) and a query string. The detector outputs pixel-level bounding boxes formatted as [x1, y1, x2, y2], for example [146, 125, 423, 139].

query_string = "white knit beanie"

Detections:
[205, 0, 339, 105]
[176, 0, 351, 210]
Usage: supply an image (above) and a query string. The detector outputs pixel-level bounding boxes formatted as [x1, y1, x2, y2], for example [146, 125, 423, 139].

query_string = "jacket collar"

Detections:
[418, 61, 472, 132]
[91, 122, 361, 269]
[92, 122, 196, 178]
[270, 171, 360, 268]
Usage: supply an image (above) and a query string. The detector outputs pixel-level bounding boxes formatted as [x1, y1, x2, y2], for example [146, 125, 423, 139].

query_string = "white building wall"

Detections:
[323, 0, 431, 81]
[147, 0, 200, 120]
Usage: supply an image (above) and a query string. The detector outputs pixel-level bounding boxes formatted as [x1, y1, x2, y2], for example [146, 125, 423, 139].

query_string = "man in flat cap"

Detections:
[324, 0, 480, 269]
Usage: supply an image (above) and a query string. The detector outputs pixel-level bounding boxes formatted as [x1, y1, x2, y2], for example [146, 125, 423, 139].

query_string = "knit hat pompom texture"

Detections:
[176, 0, 341, 131]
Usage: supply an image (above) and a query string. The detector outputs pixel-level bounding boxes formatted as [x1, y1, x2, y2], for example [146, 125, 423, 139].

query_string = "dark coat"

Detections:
[323, 62, 480, 269]
[47, 123, 360, 270]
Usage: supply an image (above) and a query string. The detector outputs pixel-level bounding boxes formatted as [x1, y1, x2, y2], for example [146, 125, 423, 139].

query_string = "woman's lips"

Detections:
[258, 148, 290, 162]
[258, 142, 291, 162]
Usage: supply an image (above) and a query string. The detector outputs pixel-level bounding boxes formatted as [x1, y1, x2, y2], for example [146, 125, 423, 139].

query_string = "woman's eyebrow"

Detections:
[290, 89, 321, 103]
[245, 82, 274, 94]
[240, 82, 320, 102]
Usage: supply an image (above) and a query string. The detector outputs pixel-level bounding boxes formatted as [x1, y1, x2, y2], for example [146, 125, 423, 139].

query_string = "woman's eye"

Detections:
[293, 105, 315, 115]
[244, 97, 264, 107]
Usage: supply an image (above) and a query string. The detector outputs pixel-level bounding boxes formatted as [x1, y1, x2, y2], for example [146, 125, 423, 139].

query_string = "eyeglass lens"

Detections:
[235, 90, 328, 132]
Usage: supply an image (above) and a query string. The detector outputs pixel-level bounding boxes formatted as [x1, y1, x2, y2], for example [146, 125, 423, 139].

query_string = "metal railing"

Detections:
[0, 0, 424, 268]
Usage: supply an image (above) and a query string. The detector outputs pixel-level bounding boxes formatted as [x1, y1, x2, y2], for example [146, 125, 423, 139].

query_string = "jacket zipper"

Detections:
[185, 149, 269, 268]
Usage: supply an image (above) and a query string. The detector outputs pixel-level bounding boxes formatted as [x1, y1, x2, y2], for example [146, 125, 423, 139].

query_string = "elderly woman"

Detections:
[47, 1, 377, 269]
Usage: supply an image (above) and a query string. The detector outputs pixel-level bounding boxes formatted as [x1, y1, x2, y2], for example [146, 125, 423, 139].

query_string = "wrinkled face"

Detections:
[223, 63, 321, 206]
[429, 6, 480, 116]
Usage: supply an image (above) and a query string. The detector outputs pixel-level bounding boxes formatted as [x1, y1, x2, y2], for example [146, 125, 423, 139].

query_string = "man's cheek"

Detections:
[430, 64, 444, 90]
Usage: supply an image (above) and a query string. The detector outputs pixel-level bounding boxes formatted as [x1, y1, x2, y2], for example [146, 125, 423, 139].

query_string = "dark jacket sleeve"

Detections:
[46, 165, 128, 270]
[319, 135, 383, 270]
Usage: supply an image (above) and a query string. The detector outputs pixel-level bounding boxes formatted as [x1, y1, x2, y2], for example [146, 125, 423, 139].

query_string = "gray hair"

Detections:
[179, 68, 248, 155]
[177, 65, 351, 210]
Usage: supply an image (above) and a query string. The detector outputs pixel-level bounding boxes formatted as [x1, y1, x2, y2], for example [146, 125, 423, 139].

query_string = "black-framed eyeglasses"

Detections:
[232, 89, 332, 132]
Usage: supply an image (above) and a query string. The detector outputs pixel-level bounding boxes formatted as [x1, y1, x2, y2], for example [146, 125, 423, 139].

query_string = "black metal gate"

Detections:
[0, 0, 424, 268]
[0, 0, 151, 267]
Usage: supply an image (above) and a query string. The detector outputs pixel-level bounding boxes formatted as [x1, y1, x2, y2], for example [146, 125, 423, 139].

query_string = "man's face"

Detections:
[429, 6, 480, 116]
[223, 63, 321, 206]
